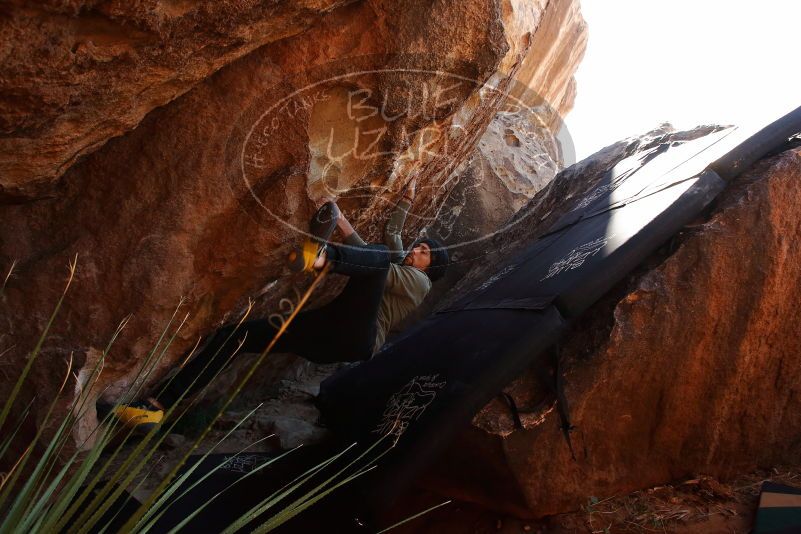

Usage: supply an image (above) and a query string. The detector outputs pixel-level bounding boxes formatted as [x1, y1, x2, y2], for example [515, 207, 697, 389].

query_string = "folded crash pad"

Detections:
[151, 449, 348, 533]
[150, 453, 276, 533]
[318, 306, 566, 522]
[317, 105, 801, 522]
[448, 169, 725, 318]
[753, 482, 801, 534]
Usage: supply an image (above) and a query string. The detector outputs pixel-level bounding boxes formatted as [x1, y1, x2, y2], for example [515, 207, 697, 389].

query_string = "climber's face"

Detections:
[403, 242, 431, 270]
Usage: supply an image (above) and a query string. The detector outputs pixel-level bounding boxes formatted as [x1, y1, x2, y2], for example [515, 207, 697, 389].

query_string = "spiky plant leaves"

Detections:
[0, 257, 439, 534]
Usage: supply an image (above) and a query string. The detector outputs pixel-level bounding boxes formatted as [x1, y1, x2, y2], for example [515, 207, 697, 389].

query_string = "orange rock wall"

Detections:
[426, 145, 801, 518]
[0, 0, 587, 446]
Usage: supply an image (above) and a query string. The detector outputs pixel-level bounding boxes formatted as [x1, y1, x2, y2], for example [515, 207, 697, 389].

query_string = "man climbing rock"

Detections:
[112, 179, 449, 430]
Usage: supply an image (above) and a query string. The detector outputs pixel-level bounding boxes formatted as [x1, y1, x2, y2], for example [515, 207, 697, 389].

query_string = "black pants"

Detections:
[156, 244, 391, 408]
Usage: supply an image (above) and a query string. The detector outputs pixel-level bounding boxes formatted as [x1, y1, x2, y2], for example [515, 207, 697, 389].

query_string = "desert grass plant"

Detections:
[0, 257, 439, 533]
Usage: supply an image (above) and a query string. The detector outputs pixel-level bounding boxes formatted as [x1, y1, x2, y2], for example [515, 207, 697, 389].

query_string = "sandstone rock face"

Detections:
[0, 0, 586, 447]
[0, 0, 357, 201]
[504, 0, 586, 131]
[477, 110, 562, 198]
[413, 107, 563, 322]
[422, 138, 801, 518]
[0, 0, 586, 202]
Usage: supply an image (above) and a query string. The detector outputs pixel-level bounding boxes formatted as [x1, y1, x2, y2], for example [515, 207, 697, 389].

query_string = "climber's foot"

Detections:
[288, 201, 338, 273]
[288, 241, 328, 273]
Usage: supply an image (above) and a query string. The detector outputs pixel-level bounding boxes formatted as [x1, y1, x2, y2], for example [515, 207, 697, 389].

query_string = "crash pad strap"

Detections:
[538, 343, 577, 461]
[497, 344, 577, 461]
[499, 392, 523, 430]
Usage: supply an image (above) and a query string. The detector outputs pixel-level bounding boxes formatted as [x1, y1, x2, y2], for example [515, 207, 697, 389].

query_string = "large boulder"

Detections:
[0, 0, 359, 201]
[420, 131, 801, 518]
[0, 0, 586, 447]
[0, 0, 586, 202]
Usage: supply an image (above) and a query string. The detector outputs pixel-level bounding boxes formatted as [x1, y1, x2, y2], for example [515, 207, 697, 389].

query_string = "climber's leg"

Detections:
[296, 243, 391, 363]
[110, 242, 391, 429]
[152, 243, 390, 407]
[153, 318, 284, 408]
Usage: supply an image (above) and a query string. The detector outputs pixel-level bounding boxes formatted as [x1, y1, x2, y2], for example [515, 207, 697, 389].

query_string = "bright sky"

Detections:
[561, 0, 801, 163]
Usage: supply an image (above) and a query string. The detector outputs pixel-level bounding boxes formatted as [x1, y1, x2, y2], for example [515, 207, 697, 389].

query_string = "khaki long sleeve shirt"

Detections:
[343, 199, 431, 353]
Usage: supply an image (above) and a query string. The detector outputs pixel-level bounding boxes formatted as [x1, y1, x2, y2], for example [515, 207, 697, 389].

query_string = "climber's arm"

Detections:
[316, 196, 367, 246]
[337, 212, 368, 247]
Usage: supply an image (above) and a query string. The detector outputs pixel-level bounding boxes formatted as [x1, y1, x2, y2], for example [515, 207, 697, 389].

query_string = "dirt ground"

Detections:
[389, 466, 801, 533]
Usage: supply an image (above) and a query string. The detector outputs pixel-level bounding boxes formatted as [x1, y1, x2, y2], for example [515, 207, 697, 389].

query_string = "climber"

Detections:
[110, 178, 449, 430]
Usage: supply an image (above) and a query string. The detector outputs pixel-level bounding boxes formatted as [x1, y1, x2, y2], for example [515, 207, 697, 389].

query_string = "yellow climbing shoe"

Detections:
[111, 402, 164, 432]
[288, 201, 339, 272]
[288, 239, 325, 273]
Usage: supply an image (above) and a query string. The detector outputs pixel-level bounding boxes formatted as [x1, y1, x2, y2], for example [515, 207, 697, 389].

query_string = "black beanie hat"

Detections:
[413, 237, 449, 282]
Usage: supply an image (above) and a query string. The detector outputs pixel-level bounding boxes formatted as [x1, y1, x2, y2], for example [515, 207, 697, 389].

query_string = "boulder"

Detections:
[421, 135, 801, 518]
[0, 0, 360, 201]
[0, 0, 587, 449]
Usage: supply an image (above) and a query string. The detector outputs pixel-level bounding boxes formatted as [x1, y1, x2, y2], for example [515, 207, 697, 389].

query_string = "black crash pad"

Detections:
[318, 305, 566, 522]
[447, 169, 725, 318]
[150, 453, 277, 532]
[318, 105, 801, 520]
[150, 449, 352, 533]
[753, 482, 801, 534]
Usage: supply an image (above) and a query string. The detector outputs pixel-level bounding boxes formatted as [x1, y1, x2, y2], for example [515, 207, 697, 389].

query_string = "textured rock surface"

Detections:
[409, 106, 563, 323]
[420, 138, 801, 518]
[0, 0, 587, 447]
[0, 0, 586, 202]
[0, 0, 357, 200]
[477, 110, 562, 198]
[388, 469, 782, 533]
[504, 0, 587, 131]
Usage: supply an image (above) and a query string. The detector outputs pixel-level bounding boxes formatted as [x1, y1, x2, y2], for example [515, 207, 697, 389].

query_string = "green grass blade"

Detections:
[253, 466, 377, 534]
[24, 347, 105, 511]
[57, 304, 189, 531]
[151, 446, 295, 534]
[123, 306, 189, 406]
[20, 355, 118, 534]
[134, 403, 266, 528]
[0, 259, 16, 299]
[125, 267, 332, 533]
[375, 500, 452, 533]
[74, 343, 250, 534]
[0, 396, 36, 462]
[78, 329, 250, 534]
[220, 444, 356, 534]
[248, 431, 399, 534]
[14, 442, 84, 532]
[0, 353, 77, 532]
[95, 453, 166, 534]
[15, 260, 347, 534]
[0, 255, 76, 436]
[37, 421, 118, 533]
